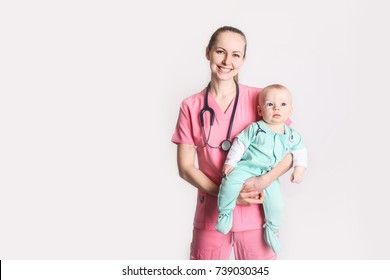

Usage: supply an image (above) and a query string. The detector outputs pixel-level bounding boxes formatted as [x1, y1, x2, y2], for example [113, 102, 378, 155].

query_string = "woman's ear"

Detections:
[205, 47, 210, 60]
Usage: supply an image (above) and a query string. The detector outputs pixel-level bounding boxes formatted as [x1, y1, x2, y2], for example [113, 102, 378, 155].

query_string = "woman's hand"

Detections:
[236, 189, 264, 206]
[222, 164, 234, 176]
[236, 174, 272, 206]
[242, 174, 272, 193]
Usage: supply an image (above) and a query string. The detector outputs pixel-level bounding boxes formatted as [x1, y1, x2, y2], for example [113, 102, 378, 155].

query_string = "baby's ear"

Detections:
[257, 105, 262, 117]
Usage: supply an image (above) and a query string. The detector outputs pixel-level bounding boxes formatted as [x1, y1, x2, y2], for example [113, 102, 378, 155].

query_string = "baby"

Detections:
[215, 84, 308, 253]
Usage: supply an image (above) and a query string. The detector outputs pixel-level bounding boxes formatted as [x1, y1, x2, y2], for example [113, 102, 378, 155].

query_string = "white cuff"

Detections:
[292, 148, 308, 168]
[225, 138, 247, 166]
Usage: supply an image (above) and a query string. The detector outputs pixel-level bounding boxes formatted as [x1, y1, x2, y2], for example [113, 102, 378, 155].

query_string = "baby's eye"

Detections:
[281, 102, 287, 106]
[266, 102, 274, 107]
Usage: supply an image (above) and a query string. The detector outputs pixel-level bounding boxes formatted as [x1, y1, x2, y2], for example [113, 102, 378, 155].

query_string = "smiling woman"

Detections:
[171, 26, 293, 260]
[206, 26, 247, 85]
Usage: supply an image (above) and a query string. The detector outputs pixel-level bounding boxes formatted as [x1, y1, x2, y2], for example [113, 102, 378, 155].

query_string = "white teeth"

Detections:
[219, 67, 232, 73]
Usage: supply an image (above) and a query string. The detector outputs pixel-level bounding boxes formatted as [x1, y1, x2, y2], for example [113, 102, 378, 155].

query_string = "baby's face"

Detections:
[257, 88, 293, 126]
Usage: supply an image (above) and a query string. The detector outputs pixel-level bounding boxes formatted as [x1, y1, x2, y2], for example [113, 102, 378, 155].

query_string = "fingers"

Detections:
[240, 198, 263, 206]
[257, 192, 264, 203]
[222, 166, 233, 176]
[291, 174, 302, 184]
[241, 180, 255, 192]
[236, 191, 264, 206]
[239, 190, 259, 199]
[242, 176, 263, 192]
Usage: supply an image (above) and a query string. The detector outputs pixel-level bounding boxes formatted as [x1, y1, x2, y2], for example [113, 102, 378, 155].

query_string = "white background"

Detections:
[1, 0, 389, 260]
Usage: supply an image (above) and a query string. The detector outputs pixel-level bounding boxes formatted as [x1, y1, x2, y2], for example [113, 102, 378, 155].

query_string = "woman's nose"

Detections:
[222, 54, 231, 65]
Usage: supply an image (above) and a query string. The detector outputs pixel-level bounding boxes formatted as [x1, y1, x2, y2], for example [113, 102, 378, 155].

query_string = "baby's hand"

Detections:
[222, 164, 234, 176]
[290, 166, 305, 184]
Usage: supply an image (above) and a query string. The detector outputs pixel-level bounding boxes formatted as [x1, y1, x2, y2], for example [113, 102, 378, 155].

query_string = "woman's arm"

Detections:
[177, 144, 219, 196]
[242, 153, 293, 193]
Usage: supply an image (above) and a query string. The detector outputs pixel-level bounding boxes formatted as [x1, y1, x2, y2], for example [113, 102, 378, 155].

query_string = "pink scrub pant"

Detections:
[190, 228, 277, 260]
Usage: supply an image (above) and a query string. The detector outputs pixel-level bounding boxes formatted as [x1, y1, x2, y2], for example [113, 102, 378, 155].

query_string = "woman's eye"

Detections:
[233, 53, 241, 58]
[216, 50, 224, 54]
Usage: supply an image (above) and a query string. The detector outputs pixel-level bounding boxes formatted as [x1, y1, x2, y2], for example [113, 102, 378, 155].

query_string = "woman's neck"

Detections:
[209, 80, 236, 99]
[208, 80, 237, 113]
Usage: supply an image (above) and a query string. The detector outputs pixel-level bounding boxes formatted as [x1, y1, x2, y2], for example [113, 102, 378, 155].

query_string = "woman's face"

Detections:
[206, 31, 246, 81]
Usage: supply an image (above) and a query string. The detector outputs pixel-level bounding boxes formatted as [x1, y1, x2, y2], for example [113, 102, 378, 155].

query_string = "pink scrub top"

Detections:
[172, 84, 265, 231]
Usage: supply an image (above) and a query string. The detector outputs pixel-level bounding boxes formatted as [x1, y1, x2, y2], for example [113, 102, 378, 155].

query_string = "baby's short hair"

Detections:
[259, 84, 290, 103]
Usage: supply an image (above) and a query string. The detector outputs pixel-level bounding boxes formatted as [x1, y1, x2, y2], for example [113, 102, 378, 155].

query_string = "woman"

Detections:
[171, 26, 292, 260]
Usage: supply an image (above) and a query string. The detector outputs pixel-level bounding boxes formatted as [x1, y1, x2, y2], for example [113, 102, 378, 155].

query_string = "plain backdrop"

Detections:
[1, 0, 389, 259]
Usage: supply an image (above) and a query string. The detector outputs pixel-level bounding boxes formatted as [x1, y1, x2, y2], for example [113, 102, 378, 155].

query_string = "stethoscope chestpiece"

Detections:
[221, 140, 232, 152]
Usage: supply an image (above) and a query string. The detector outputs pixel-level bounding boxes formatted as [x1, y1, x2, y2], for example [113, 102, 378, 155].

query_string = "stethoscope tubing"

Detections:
[199, 81, 239, 152]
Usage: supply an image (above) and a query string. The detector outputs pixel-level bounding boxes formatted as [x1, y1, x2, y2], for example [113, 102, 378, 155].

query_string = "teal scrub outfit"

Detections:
[216, 120, 305, 253]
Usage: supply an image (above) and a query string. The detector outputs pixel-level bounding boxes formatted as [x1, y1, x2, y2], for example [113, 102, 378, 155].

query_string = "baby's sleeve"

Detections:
[225, 138, 247, 166]
[290, 130, 308, 168]
[292, 148, 308, 168]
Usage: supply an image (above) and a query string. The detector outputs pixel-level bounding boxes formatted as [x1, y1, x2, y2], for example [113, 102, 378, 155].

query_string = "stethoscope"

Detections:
[199, 81, 239, 152]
